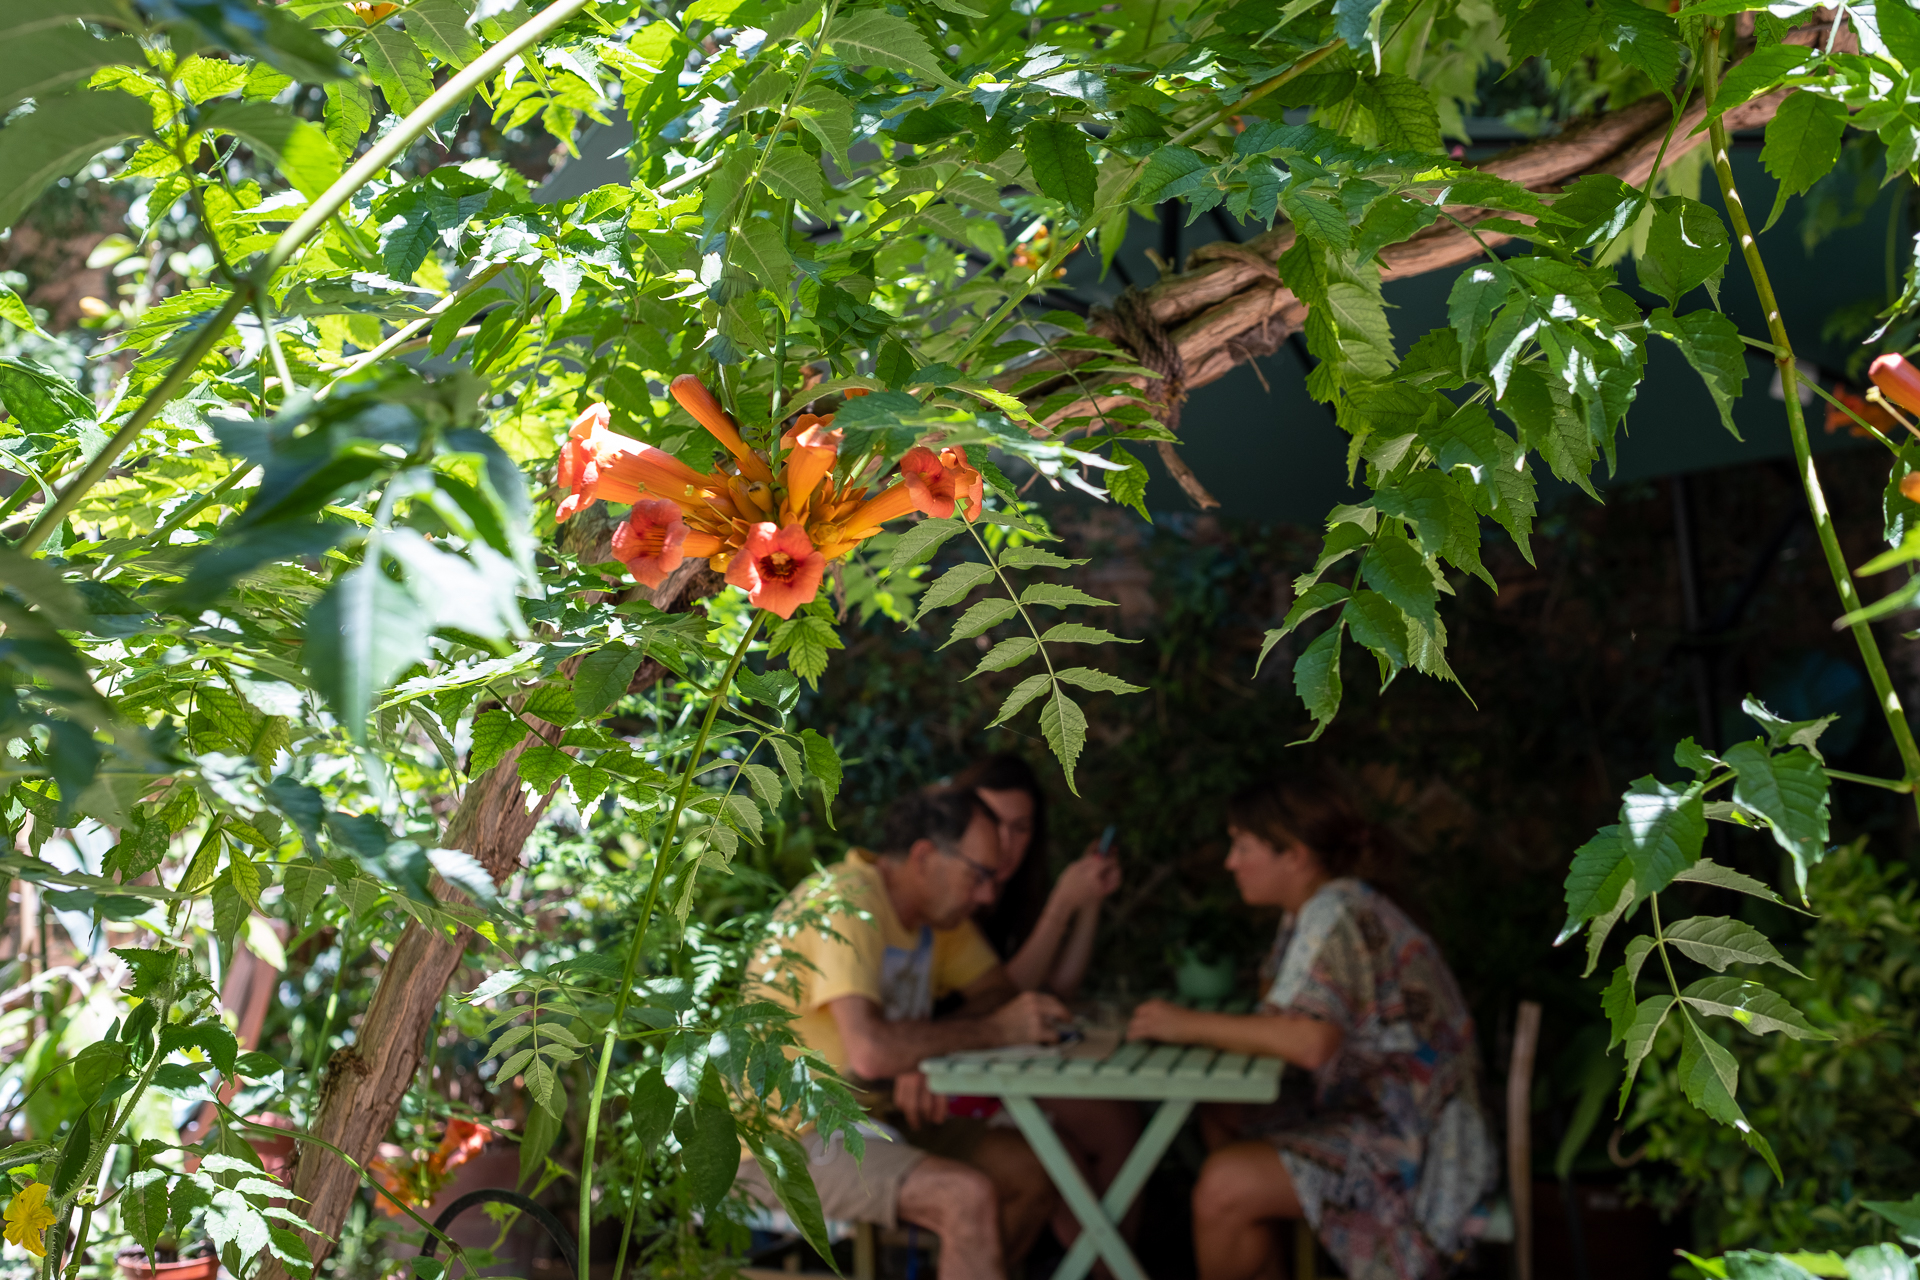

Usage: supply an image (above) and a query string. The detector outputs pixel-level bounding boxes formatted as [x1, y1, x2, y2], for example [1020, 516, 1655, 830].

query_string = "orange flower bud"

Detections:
[1870, 353, 1920, 416]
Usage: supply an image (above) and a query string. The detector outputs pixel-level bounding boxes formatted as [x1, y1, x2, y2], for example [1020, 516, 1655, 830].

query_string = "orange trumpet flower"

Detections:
[725, 522, 826, 618]
[556, 403, 716, 522]
[670, 374, 774, 484]
[901, 445, 984, 521]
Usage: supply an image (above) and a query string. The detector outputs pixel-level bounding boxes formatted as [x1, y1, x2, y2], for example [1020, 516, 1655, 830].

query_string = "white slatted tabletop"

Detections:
[920, 1041, 1280, 1102]
[917, 1040, 1283, 1280]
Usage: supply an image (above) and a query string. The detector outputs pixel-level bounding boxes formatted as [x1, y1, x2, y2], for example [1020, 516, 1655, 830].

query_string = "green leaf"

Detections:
[1022, 119, 1097, 216]
[767, 615, 842, 687]
[630, 1066, 678, 1157]
[989, 673, 1051, 726]
[1760, 91, 1846, 231]
[1039, 687, 1088, 792]
[469, 709, 529, 774]
[1135, 145, 1210, 206]
[970, 636, 1039, 676]
[1672, 857, 1799, 909]
[1358, 529, 1438, 624]
[1352, 73, 1441, 152]
[750, 1132, 834, 1264]
[1880, 0, 1920, 69]
[1677, 1014, 1750, 1131]
[362, 23, 433, 116]
[828, 8, 960, 87]
[123, 1169, 171, 1259]
[1282, 186, 1351, 252]
[674, 1095, 741, 1211]
[518, 745, 571, 795]
[916, 561, 996, 618]
[1448, 262, 1510, 369]
[0, 88, 149, 231]
[1292, 623, 1344, 742]
[1664, 915, 1806, 976]
[942, 597, 1019, 646]
[1617, 995, 1676, 1112]
[1019, 583, 1115, 609]
[1598, 0, 1680, 91]
[800, 728, 841, 809]
[1343, 590, 1409, 670]
[1040, 623, 1138, 645]
[1333, 0, 1390, 60]
[888, 516, 965, 570]
[305, 564, 431, 745]
[758, 143, 829, 212]
[0, 29, 143, 112]
[1602, 964, 1638, 1050]
[519, 1090, 562, 1187]
[405, 0, 482, 68]
[573, 642, 647, 718]
[1705, 43, 1811, 122]
[1559, 824, 1631, 940]
[1680, 976, 1830, 1039]
[1053, 666, 1146, 694]
[1640, 196, 1729, 308]
[1106, 444, 1151, 519]
[323, 79, 373, 157]
[1741, 694, 1836, 759]
[1723, 741, 1830, 885]
[1619, 775, 1705, 895]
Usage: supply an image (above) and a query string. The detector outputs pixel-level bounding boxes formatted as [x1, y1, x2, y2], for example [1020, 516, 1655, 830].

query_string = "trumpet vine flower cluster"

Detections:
[556, 376, 984, 617]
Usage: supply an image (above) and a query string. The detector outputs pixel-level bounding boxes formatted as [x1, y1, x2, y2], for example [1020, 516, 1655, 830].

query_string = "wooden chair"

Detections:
[1291, 999, 1542, 1280]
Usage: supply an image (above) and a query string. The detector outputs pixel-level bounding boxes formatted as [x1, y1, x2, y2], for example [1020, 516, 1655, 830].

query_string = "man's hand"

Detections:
[894, 1070, 948, 1130]
[1127, 999, 1199, 1045]
[987, 990, 1072, 1045]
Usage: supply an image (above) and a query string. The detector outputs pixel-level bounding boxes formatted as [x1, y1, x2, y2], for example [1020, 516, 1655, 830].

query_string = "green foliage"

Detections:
[1634, 845, 1920, 1255]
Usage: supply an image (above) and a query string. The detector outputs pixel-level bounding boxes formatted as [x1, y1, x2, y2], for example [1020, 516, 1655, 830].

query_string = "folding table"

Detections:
[920, 1042, 1283, 1280]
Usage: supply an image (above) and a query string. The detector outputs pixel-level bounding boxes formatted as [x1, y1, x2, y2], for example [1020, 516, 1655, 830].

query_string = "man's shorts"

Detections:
[735, 1118, 991, 1229]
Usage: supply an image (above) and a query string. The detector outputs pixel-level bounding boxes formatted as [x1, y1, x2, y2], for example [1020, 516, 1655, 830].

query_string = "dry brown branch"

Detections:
[1021, 13, 1850, 461]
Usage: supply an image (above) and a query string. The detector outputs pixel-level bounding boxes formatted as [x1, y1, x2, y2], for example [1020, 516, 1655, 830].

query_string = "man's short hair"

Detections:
[878, 787, 993, 858]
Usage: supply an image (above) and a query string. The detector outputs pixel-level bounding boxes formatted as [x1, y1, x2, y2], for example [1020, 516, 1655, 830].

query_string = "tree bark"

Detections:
[267, 548, 720, 1278]
[1019, 14, 1849, 437]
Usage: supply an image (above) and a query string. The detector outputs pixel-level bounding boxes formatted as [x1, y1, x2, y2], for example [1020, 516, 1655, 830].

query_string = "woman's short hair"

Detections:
[878, 787, 992, 858]
[1226, 777, 1382, 879]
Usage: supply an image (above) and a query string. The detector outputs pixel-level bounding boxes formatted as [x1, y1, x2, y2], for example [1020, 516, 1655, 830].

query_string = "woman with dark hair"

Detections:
[949, 754, 1138, 1265]
[1127, 778, 1495, 1280]
[954, 754, 1119, 996]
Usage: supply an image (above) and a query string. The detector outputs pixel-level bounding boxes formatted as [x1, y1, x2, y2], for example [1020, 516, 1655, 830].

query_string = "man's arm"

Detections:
[828, 989, 1068, 1081]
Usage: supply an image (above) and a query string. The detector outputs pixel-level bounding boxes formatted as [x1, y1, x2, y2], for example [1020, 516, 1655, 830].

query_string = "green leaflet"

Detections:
[1039, 686, 1088, 791]
[1680, 976, 1829, 1039]
[1663, 915, 1806, 976]
[0, 89, 149, 231]
[361, 22, 433, 117]
[1722, 740, 1830, 885]
[970, 637, 1039, 676]
[1292, 623, 1345, 742]
[916, 561, 996, 618]
[1704, 43, 1813, 122]
[1760, 92, 1847, 232]
[1617, 995, 1675, 1112]
[1447, 261, 1511, 370]
[759, 143, 830, 212]
[1343, 589, 1409, 670]
[827, 8, 960, 88]
[305, 564, 431, 744]
[1022, 119, 1097, 216]
[1639, 196, 1730, 308]
[1351, 73, 1441, 153]
[0, 28, 143, 112]
[990, 673, 1051, 726]
[1645, 307, 1747, 438]
[1559, 824, 1631, 940]
[405, 0, 483, 68]
[1619, 775, 1705, 894]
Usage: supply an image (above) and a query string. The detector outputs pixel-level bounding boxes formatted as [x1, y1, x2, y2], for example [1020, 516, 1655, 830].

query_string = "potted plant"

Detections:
[116, 1235, 217, 1280]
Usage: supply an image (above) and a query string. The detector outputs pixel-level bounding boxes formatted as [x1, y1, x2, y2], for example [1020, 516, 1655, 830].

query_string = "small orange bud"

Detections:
[1870, 353, 1920, 416]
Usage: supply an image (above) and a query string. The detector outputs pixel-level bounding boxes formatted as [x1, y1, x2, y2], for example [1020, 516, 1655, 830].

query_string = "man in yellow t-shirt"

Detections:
[738, 788, 1070, 1280]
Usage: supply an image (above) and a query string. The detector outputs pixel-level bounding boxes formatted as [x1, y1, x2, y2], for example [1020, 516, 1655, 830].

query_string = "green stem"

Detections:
[14, 0, 591, 555]
[576, 612, 767, 1280]
[1823, 768, 1918, 793]
[1701, 26, 1920, 810]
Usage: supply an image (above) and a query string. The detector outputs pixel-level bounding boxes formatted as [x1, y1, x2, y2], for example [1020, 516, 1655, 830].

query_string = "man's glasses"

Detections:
[935, 840, 997, 890]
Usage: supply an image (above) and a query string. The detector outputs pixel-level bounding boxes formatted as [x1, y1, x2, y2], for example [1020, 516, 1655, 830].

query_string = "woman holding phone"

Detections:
[948, 754, 1137, 1262]
[1126, 777, 1494, 1280]
[958, 754, 1121, 997]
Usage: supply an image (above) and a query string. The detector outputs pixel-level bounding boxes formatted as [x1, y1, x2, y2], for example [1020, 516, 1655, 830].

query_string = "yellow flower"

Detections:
[3, 1181, 54, 1258]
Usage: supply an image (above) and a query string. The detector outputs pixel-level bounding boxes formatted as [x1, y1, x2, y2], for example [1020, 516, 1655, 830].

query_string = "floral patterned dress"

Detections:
[1244, 878, 1497, 1280]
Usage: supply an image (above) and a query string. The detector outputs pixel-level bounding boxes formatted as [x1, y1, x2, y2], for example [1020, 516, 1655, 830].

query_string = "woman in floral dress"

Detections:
[1128, 779, 1496, 1280]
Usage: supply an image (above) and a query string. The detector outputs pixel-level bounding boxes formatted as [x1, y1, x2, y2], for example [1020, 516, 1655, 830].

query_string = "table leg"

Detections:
[1000, 1095, 1195, 1280]
[1050, 1098, 1195, 1280]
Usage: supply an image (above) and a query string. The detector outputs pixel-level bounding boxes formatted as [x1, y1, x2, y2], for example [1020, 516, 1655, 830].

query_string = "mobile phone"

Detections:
[1097, 824, 1117, 856]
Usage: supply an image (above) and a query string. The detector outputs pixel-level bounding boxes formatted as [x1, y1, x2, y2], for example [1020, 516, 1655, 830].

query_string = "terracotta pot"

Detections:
[116, 1251, 219, 1280]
